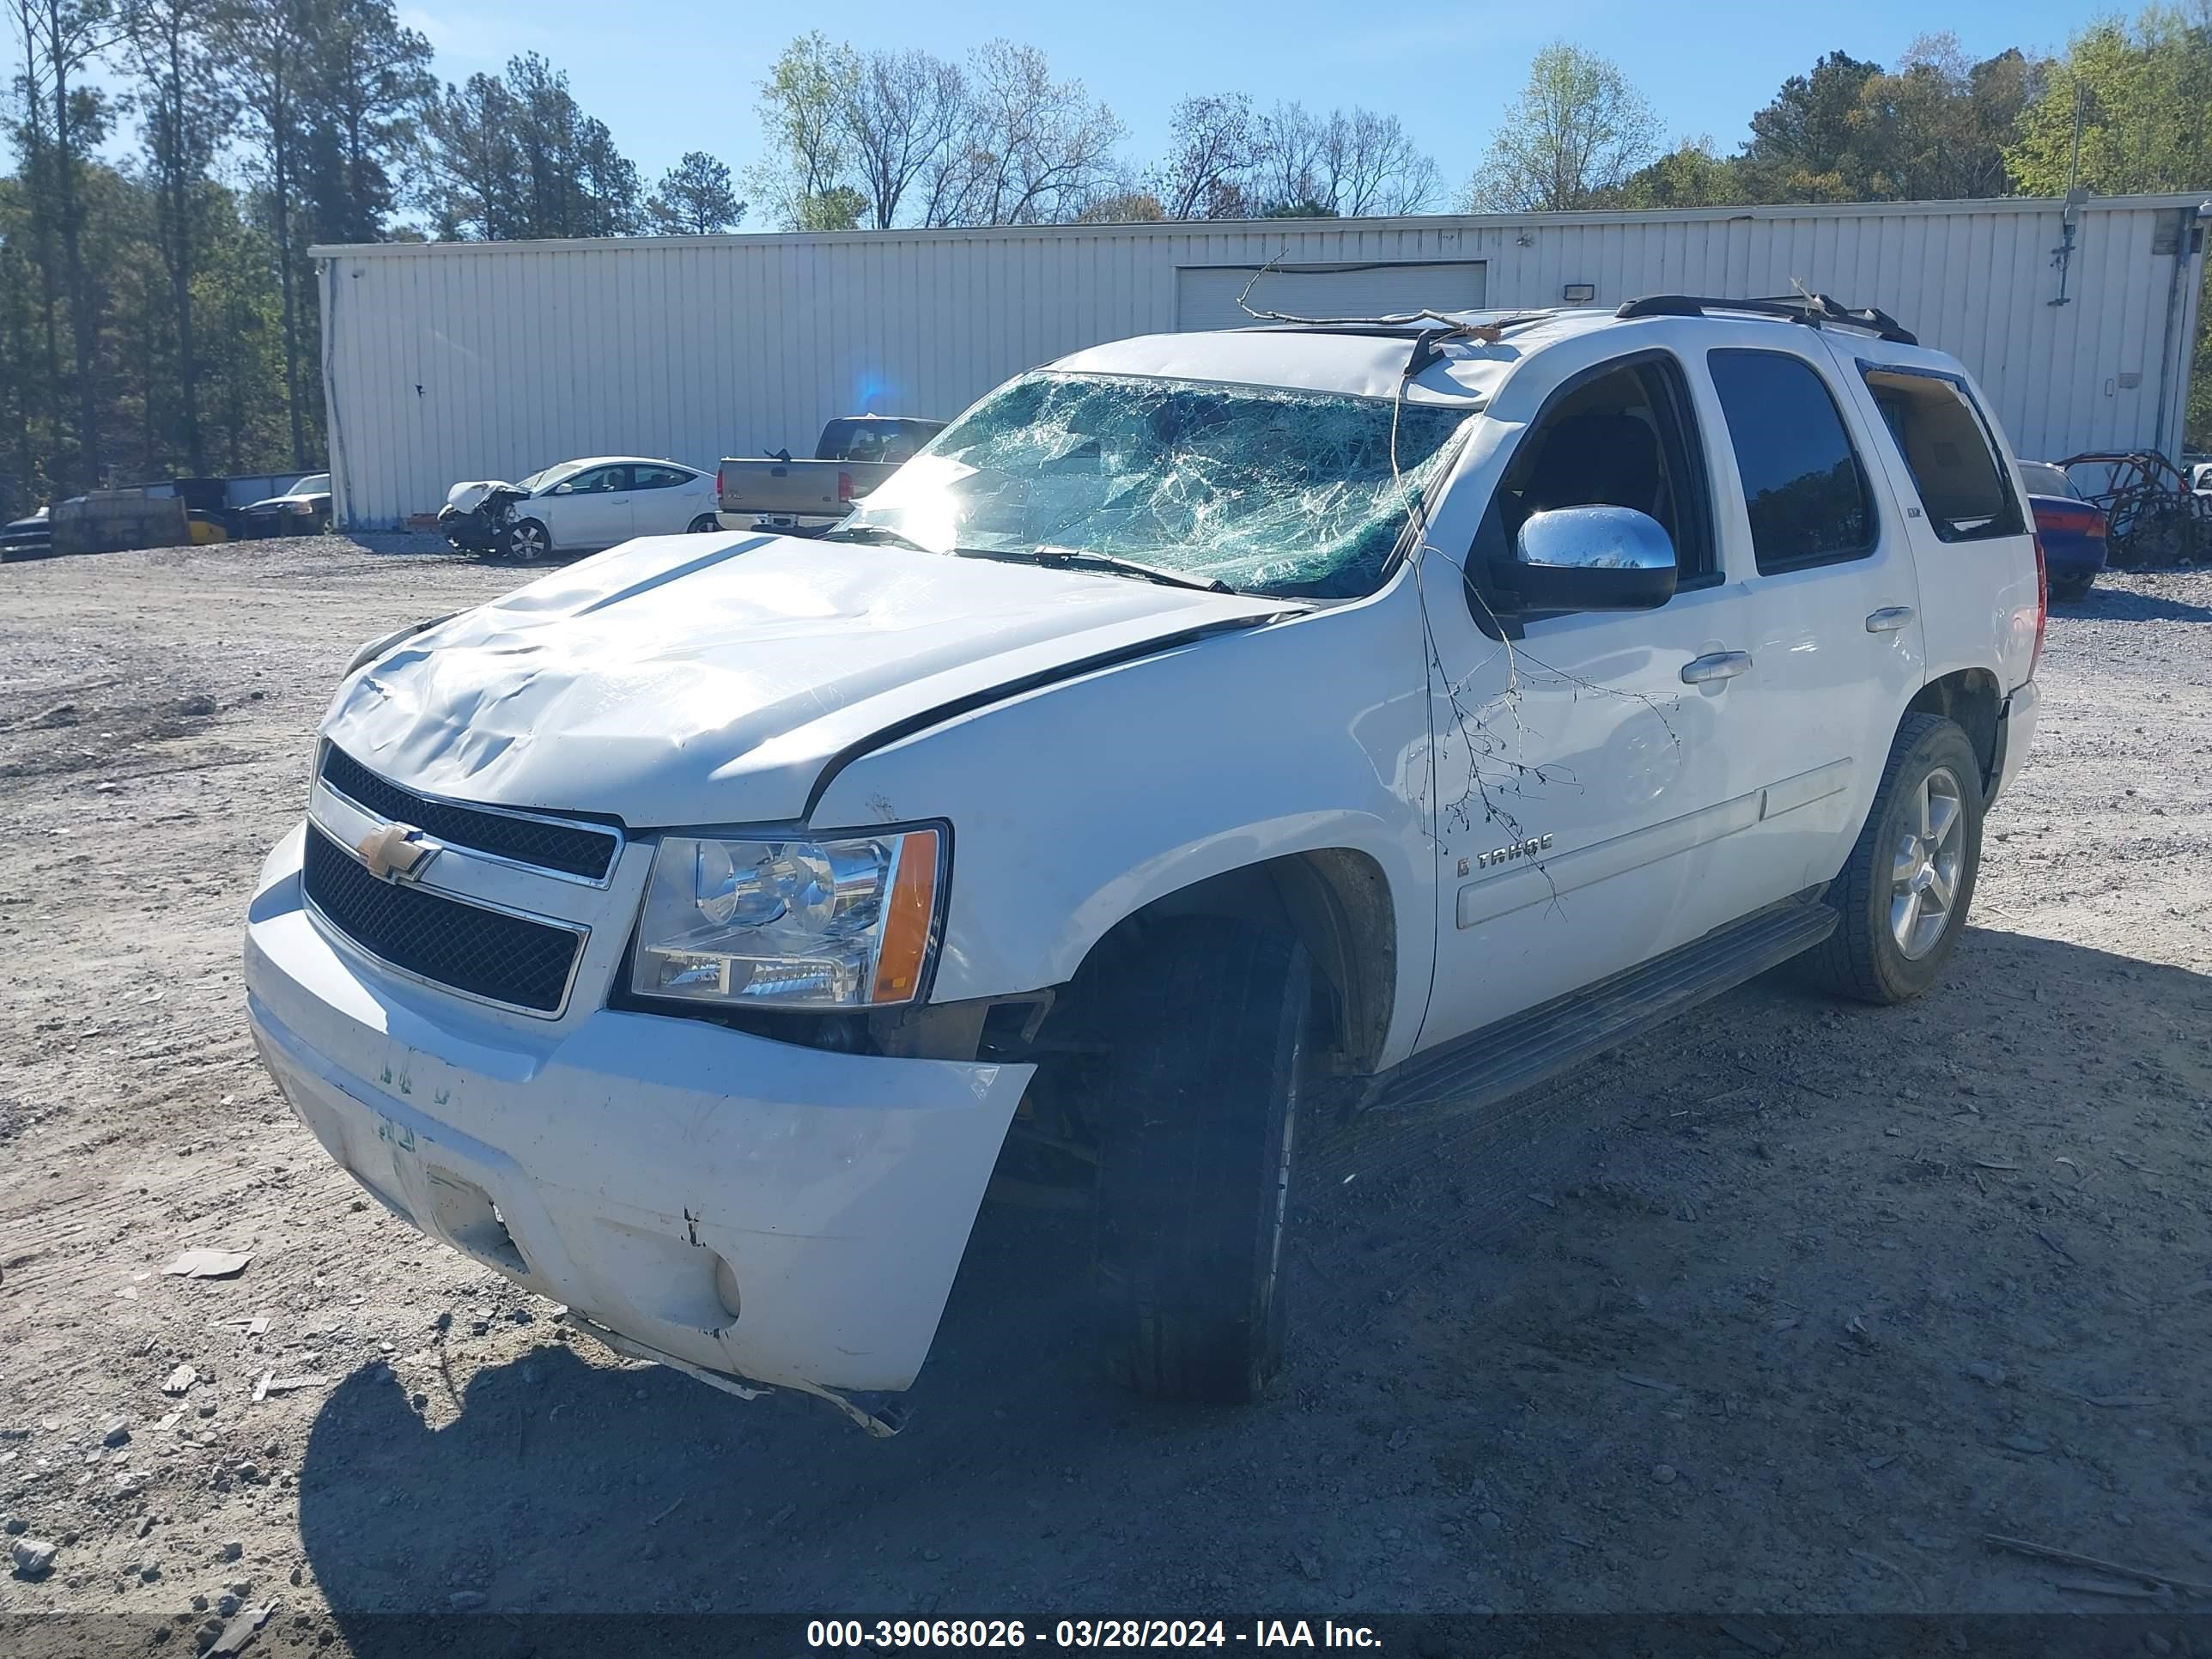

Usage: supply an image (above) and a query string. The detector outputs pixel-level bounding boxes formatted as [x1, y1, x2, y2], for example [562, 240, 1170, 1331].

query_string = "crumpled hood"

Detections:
[325, 532, 1294, 828]
[444, 479, 516, 513]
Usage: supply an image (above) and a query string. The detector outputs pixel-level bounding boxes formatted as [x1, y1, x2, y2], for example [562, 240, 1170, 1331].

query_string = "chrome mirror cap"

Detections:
[1516, 505, 1678, 572]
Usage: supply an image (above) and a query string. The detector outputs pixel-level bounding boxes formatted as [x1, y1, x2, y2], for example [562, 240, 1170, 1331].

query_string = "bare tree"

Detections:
[1326, 108, 1439, 215]
[1250, 101, 1438, 216]
[1250, 102, 1325, 211]
[841, 46, 967, 229]
[747, 32, 1124, 229]
[1153, 91, 1255, 218]
[953, 40, 1121, 226]
[910, 120, 976, 228]
[1466, 42, 1662, 211]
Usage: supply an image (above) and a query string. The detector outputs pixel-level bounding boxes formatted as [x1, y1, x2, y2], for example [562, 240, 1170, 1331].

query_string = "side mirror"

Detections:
[1495, 505, 1678, 612]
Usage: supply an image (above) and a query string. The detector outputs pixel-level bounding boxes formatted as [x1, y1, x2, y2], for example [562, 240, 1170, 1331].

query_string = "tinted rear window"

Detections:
[1707, 349, 1875, 574]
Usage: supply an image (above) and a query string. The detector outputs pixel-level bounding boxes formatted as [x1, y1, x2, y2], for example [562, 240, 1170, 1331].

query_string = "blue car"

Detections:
[2017, 460, 2107, 601]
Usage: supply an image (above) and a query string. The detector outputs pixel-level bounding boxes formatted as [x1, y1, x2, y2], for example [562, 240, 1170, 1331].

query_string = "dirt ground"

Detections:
[3, 538, 2209, 1650]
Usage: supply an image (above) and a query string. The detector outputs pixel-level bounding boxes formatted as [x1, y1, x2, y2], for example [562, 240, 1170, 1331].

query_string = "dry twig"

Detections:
[1983, 1534, 2212, 1597]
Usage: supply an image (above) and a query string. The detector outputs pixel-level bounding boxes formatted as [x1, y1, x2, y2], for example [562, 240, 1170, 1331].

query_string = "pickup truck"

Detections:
[714, 414, 944, 534]
[245, 295, 2042, 1433]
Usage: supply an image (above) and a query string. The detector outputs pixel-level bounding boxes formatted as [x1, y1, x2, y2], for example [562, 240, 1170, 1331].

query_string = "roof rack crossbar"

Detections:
[1614, 293, 1917, 346]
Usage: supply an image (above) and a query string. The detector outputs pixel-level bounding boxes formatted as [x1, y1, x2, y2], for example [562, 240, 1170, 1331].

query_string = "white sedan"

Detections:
[450, 456, 720, 562]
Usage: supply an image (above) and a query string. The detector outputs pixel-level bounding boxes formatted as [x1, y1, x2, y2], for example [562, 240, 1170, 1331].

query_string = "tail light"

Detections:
[836, 471, 854, 503]
[714, 465, 725, 498]
[2029, 532, 2049, 680]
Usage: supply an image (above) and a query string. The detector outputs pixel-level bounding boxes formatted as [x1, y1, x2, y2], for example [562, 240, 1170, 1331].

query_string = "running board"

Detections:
[1371, 897, 1837, 1116]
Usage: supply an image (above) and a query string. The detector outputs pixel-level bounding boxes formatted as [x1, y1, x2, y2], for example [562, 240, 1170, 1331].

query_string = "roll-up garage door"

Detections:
[1175, 261, 1488, 331]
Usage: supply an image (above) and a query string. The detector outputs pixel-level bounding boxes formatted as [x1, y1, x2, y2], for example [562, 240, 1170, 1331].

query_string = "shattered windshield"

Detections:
[840, 371, 1471, 599]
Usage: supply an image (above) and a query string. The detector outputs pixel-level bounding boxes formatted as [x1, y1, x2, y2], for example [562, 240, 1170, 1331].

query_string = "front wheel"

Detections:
[504, 518, 550, 562]
[1089, 917, 1310, 1403]
[1800, 714, 1984, 1004]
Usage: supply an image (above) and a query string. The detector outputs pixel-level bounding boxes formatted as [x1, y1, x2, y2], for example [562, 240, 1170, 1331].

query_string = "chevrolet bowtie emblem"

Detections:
[356, 821, 441, 883]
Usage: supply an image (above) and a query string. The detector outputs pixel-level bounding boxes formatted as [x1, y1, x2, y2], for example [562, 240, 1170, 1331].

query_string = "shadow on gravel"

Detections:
[295, 1202, 1126, 1631]
[295, 929, 2212, 1642]
[2062, 583, 2212, 622]
[345, 533, 509, 571]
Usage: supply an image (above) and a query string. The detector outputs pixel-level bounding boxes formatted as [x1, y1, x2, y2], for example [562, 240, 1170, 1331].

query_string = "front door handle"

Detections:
[1680, 650, 1753, 684]
[1865, 606, 1915, 633]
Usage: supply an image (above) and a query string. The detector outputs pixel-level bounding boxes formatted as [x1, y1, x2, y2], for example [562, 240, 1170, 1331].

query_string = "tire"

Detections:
[687, 514, 719, 534]
[1800, 714, 1984, 1005]
[505, 518, 550, 562]
[1089, 916, 1310, 1404]
[2051, 574, 2094, 602]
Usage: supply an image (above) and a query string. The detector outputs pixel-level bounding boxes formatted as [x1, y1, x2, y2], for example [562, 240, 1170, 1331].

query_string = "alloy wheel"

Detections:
[1890, 766, 1965, 959]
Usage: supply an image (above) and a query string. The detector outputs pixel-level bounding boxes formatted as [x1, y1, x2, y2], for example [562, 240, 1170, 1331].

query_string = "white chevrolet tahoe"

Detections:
[246, 295, 2045, 1433]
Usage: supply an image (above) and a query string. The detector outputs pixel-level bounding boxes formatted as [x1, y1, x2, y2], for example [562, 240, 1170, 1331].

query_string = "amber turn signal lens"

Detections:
[870, 829, 939, 1003]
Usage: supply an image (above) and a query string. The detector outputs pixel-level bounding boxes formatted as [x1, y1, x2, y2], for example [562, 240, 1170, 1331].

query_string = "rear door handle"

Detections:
[1865, 606, 1915, 633]
[1680, 650, 1753, 684]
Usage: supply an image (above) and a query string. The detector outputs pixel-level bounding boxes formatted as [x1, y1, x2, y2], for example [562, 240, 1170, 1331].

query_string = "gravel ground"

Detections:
[2, 539, 2209, 1651]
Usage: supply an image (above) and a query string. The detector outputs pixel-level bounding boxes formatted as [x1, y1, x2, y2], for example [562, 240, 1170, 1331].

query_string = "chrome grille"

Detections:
[319, 746, 619, 881]
[301, 827, 583, 1014]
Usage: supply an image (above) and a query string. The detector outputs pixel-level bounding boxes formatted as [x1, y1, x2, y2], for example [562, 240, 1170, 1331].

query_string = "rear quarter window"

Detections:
[1861, 364, 2023, 542]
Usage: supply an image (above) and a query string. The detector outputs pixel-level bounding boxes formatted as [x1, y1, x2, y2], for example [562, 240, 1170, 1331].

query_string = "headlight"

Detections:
[630, 828, 944, 1010]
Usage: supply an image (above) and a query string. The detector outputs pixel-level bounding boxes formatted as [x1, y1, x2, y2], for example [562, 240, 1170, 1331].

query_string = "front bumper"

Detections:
[434, 504, 502, 551]
[244, 823, 1030, 1401]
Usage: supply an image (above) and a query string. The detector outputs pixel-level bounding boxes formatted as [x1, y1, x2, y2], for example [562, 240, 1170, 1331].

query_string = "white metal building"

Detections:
[314, 193, 2207, 530]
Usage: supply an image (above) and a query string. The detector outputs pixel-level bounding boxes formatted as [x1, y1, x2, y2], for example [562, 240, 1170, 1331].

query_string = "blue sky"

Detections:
[398, 0, 2103, 205]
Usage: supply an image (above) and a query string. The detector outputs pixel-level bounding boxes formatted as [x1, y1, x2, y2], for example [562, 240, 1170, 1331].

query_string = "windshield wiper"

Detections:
[821, 521, 933, 552]
[832, 526, 1237, 594]
[1018, 545, 1235, 594]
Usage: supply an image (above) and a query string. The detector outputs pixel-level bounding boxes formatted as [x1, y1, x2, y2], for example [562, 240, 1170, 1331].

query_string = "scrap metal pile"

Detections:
[2063, 451, 2212, 566]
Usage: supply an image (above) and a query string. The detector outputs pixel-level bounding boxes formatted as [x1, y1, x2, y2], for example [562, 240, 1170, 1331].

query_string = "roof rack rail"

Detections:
[1615, 293, 1917, 346]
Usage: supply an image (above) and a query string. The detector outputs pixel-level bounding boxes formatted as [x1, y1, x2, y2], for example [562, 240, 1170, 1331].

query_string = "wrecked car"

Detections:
[434, 477, 526, 555]
[436, 458, 720, 561]
[246, 296, 2042, 1432]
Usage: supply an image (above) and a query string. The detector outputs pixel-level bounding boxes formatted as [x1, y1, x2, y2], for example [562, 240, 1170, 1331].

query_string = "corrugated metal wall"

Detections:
[316, 196, 2206, 529]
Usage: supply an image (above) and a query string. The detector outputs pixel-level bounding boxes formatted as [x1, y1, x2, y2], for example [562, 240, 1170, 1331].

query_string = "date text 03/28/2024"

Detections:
[806, 1620, 1383, 1649]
